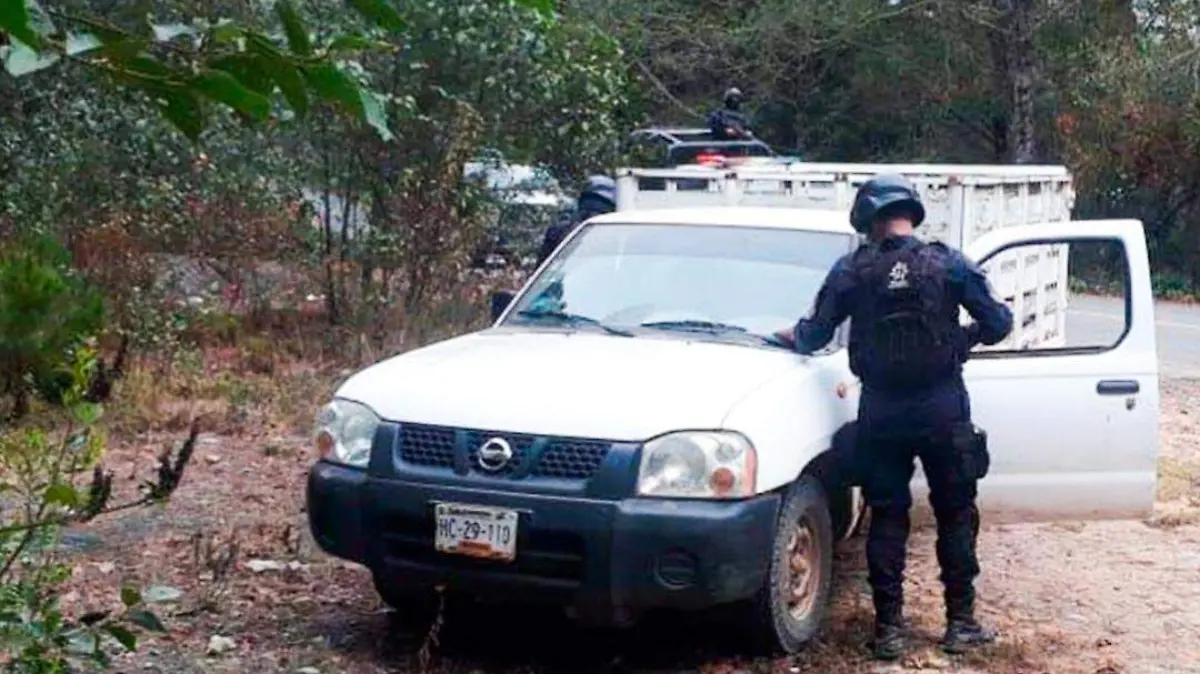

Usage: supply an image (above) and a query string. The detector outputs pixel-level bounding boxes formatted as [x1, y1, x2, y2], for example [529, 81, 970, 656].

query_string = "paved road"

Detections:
[1067, 294, 1200, 379]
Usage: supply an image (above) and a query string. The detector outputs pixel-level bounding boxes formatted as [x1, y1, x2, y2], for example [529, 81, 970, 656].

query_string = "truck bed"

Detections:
[614, 164, 1077, 350]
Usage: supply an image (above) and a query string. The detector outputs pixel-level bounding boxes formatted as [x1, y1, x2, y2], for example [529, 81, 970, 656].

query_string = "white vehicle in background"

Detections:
[463, 160, 574, 269]
[307, 163, 1160, 653]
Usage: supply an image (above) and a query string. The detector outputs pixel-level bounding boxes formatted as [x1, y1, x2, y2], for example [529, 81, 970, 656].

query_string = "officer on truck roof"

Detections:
[707, 87, 753, 141]
[771, 175, 1014, 661]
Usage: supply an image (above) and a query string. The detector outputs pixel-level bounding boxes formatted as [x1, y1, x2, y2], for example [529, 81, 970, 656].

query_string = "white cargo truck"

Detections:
[616, 163, 1076, 350]
[308, 160, 1159, 655]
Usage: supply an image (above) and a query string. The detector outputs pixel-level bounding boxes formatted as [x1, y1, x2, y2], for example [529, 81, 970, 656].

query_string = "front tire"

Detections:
[742, 475, 835, 654]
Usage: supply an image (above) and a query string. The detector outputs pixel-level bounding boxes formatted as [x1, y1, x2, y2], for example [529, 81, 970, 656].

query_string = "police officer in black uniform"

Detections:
[772, 175, 1014, 660]
[536, 175, 617, 267]
[707, 87, 753, 141]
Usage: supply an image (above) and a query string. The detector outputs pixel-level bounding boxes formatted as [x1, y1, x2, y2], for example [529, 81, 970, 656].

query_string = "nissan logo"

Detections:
[476, 437, 514, 472]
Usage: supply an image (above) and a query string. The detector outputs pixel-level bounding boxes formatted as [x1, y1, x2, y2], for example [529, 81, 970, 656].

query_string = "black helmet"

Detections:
[849, 174, 926, 234]
[724, 87, 743, 108]
[581, 175, 616, 207]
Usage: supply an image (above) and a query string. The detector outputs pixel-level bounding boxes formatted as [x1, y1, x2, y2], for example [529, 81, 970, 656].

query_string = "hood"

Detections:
[336, 328, 809, 441]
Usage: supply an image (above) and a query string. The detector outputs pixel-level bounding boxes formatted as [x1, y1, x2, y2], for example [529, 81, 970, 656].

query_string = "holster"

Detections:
[950, 422, 990, 482]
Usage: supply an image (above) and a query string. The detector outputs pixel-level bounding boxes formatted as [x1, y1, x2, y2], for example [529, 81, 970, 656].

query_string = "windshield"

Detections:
[504, 223, 853, 339]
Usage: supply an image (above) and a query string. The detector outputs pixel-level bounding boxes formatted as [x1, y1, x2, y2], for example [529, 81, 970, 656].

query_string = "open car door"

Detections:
[936, 219, 1159, 524]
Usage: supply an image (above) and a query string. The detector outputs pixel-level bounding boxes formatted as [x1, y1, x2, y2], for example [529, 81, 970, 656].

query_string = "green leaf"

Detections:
[303, 62, 393, 138]
[45, 482, 80, 508]
[142, 585, 183, 603]
[515, 0, 555, 17]
[346, 0, 406, 34]
[158, 88, 206, 141]
[210, 54, 273, 96]
[301, 62, 364, 115]
[120, 585, 141, 608]
[0, 0, 39, 47]
[207, 20, 241, 44]
[127, 609, 166, 633]
[3, 38, 60, 77]
[274, 0, 311, 56]
[327, 34, 391, 52]
[97, 36, 151, 65]
[104, 624, 137, 651]
[83, 22, 128, 45]
[360, 89, 393, 141]
[121, 54, 172, 79]
[71, 400, 102, 425]
[266, 60, 308, 117]
[152, 23, 195, 42]
[244, 31, 283, 58]
[191, 68, 271, 120]
[65, 32, 104, 56]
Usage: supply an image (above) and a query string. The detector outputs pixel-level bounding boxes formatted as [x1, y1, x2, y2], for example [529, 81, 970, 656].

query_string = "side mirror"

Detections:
[490, 290, 516, 322]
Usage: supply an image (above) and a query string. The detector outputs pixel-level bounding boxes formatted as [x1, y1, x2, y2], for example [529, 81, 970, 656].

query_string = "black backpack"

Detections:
[848, 241, 962, 391]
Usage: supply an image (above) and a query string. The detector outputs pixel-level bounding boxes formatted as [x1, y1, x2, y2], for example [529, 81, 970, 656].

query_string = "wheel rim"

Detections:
[782, 516, 820, 621]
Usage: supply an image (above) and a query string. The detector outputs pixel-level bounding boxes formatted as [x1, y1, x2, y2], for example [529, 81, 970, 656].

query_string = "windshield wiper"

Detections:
[639, 319, 749, 334]
[515, 309, 634, 337]
[640, 320, 786, 347]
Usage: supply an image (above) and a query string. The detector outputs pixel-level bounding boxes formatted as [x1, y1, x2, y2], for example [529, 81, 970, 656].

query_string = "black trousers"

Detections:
[859, 431, 981, 624]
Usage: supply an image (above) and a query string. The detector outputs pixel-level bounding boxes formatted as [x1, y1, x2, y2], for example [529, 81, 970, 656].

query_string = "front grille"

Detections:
[399, 425, 456, 468]
[397, 423, 612, 481]
[532, 439, 609, 479]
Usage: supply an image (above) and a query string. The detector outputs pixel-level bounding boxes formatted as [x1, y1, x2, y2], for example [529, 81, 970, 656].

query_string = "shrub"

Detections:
[0, 348, 193, 671]
[0, 236, 105, 419]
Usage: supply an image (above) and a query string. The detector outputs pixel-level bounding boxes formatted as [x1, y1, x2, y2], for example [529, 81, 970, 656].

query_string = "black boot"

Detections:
[871, 615, 908, 661]
[941, 617, 997, 654]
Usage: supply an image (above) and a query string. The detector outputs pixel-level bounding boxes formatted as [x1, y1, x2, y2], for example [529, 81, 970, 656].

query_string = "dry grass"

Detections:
[1153, 378, 1200, 529]
[109, 352, 338, 437]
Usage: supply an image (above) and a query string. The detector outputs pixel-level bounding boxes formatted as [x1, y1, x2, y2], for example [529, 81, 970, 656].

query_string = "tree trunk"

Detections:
[1007, 0, 1037, 164]
[991, 0, 1038, 164]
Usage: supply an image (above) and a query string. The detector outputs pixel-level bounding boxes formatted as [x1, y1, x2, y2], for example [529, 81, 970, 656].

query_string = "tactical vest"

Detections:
[847, 240, 963, 392]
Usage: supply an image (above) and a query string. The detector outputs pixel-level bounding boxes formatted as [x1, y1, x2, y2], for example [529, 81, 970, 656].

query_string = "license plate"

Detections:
[434, 503, 518, 562]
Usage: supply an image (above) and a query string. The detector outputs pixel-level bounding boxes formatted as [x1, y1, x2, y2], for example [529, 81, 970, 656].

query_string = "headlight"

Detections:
[636, 431, 757, 499]
[314, 399, 380, 468]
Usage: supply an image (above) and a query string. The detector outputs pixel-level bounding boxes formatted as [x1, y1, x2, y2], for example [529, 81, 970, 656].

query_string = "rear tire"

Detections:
[741, 475, 835, 654]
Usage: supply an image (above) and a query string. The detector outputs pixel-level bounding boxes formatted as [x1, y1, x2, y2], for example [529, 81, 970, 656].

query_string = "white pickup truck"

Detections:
[306, 163, 1160, 654]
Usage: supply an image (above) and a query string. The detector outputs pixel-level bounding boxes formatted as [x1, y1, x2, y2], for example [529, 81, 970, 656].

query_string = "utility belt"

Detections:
[831, 421, 990, 487]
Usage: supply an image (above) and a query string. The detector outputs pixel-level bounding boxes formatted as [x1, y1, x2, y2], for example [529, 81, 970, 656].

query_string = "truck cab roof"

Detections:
[586, 206, 855, 235]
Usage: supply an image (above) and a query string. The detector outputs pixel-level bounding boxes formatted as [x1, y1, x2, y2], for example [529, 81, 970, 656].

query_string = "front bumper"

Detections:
[307, 461, 779, 622]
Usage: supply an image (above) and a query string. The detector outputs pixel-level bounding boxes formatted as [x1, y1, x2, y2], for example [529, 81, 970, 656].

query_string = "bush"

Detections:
[0, 349, 193, 671]
[0, 236, 105, 419]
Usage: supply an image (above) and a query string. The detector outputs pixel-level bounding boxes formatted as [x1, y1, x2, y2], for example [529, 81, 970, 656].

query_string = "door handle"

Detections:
[1096, 379, 1139, 396]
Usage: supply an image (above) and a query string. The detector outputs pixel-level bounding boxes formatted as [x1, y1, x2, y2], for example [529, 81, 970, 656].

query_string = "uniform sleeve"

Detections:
[537, 222, 569, 267]
[791, 256, 856, 354]
[949, 252, 1014, 347]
